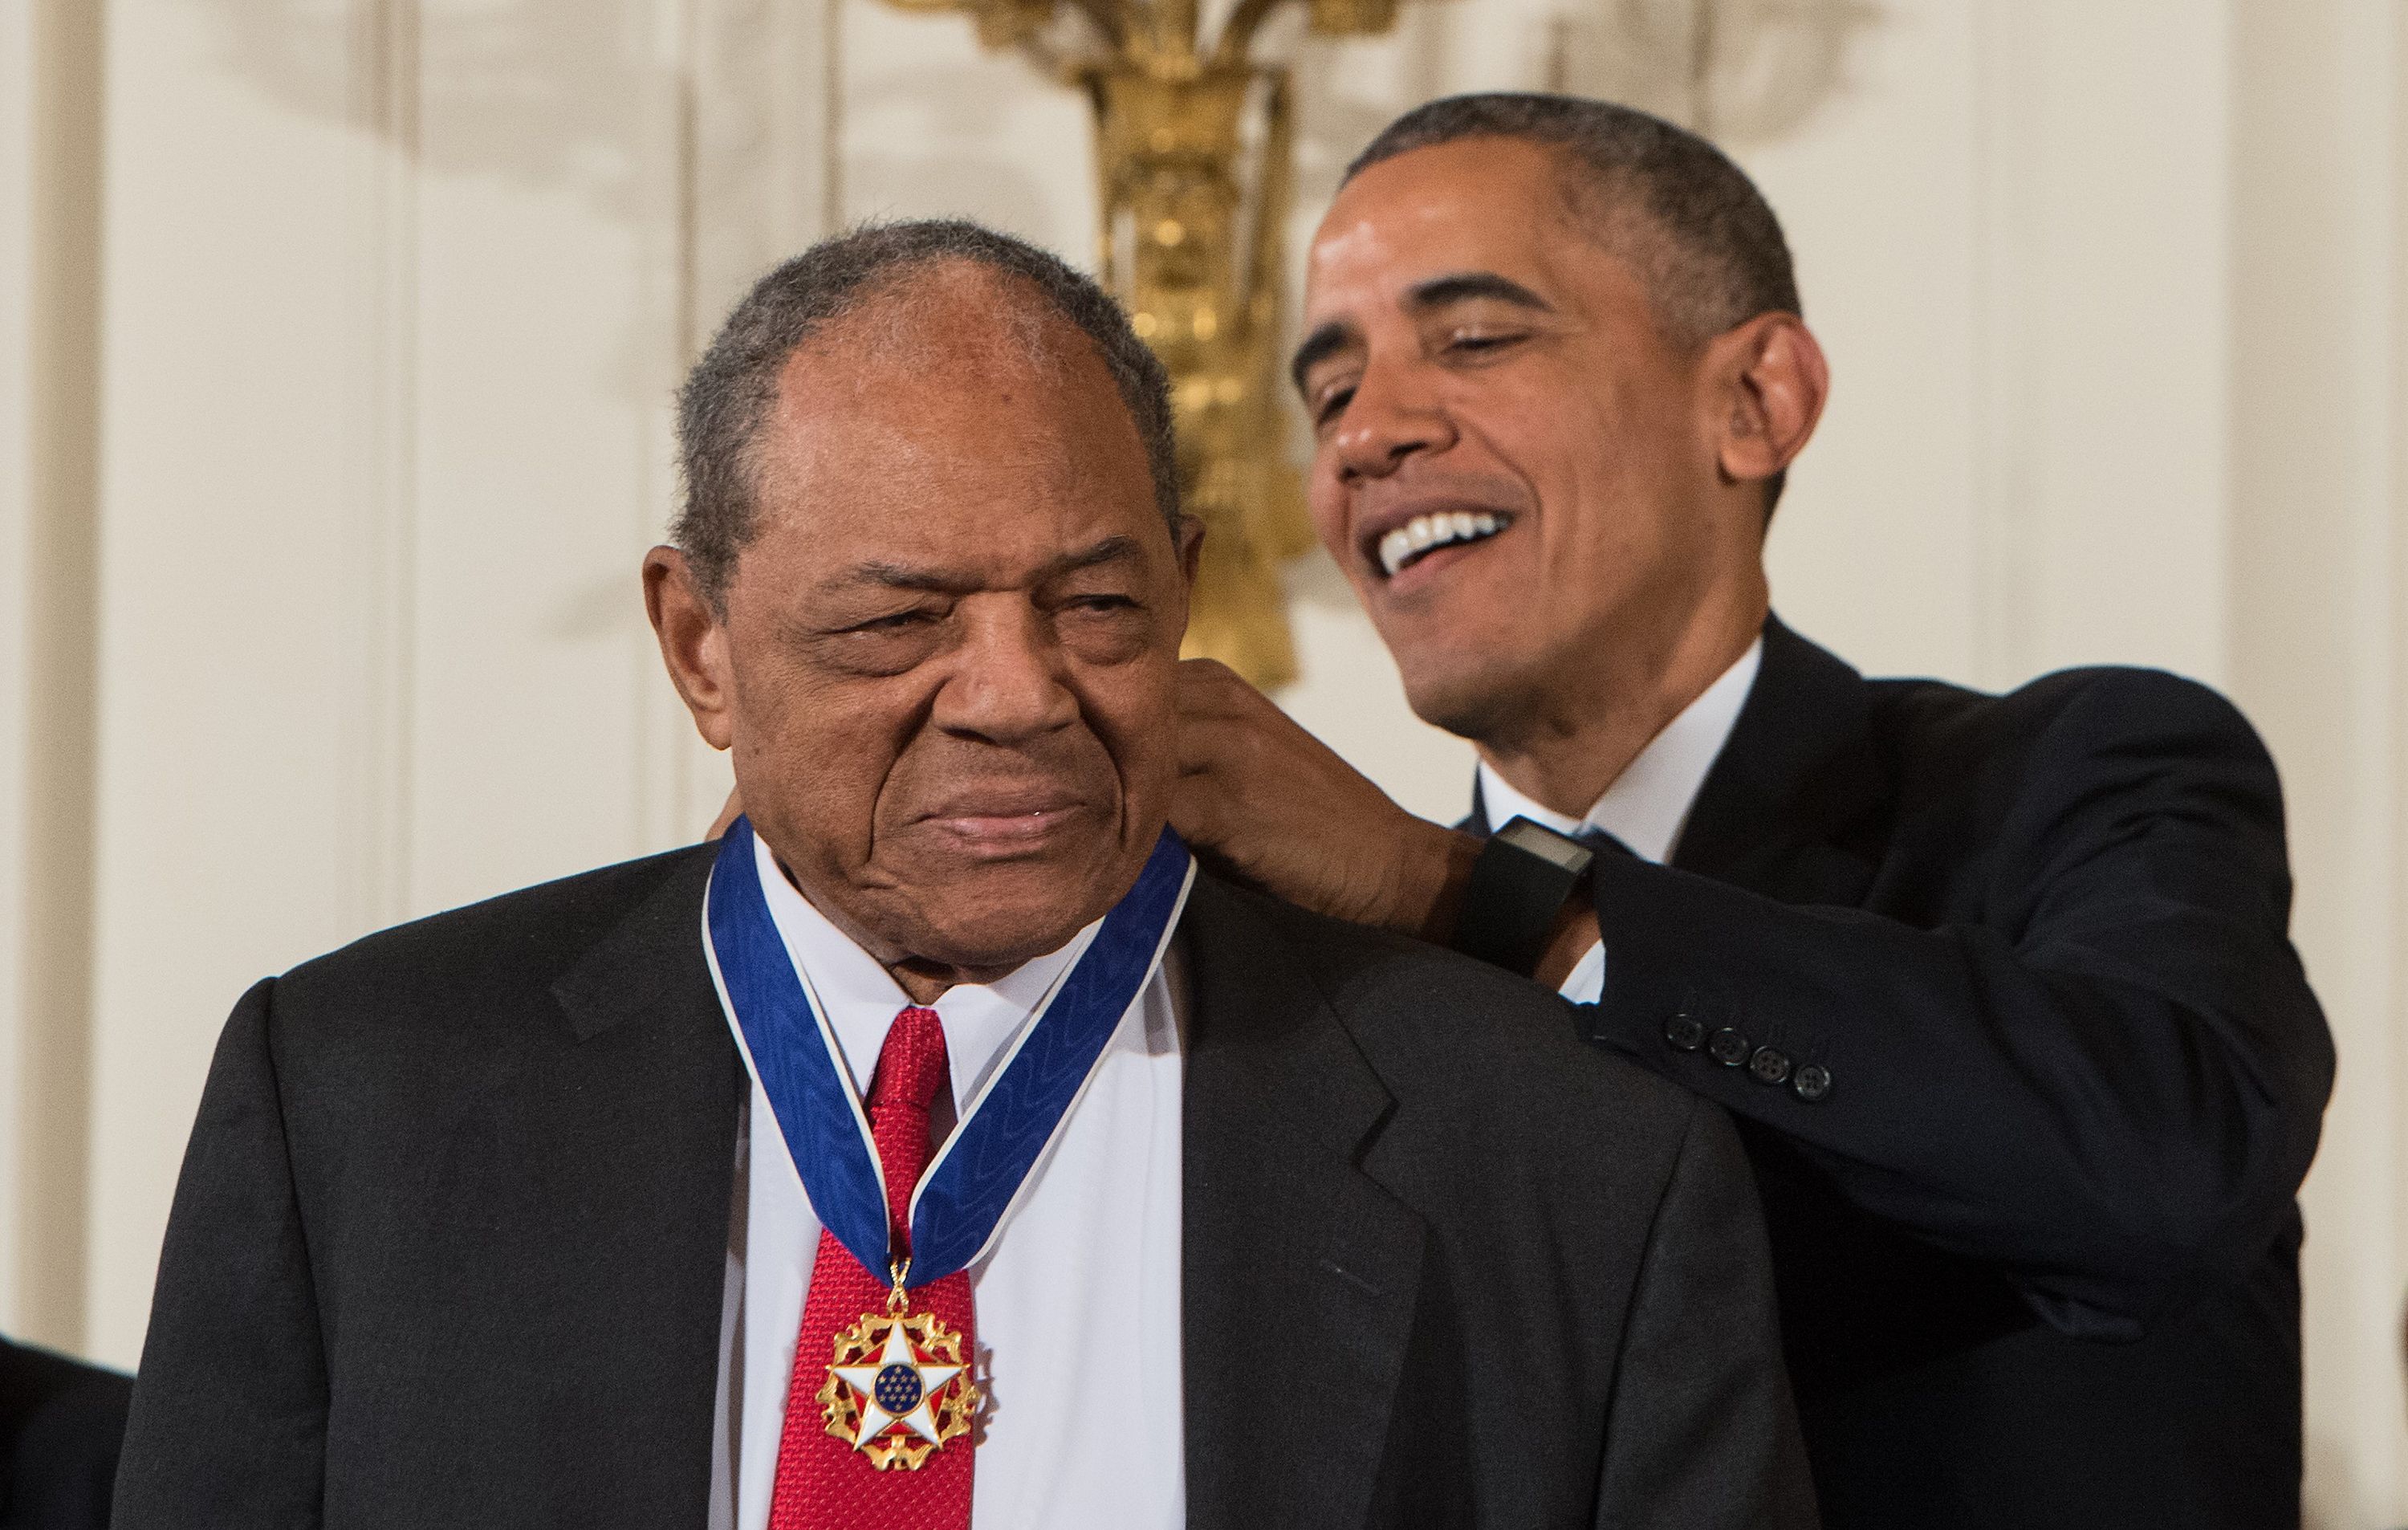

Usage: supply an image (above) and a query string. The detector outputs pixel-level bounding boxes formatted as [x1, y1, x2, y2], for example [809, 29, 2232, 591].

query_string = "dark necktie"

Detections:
[1576, 824, 1638, 861]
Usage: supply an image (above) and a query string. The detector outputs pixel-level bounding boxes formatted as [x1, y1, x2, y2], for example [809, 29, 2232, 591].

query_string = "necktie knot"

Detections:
[867, 1007, 951, 1250]
[869, 1005, 951, 1115]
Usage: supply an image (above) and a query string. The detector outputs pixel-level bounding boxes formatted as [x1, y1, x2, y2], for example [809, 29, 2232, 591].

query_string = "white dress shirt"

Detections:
[1478, 637, 1763, 1004]
[709, 830, 1187, 1530]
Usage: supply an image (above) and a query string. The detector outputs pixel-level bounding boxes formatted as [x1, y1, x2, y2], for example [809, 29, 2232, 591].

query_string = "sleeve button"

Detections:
[1747, 1047, 1792, 1085]
[1706, 1027, 1751, 1068]
[1792, 1063, 1833, 1103]
[1663, 1013, 1706, 1052]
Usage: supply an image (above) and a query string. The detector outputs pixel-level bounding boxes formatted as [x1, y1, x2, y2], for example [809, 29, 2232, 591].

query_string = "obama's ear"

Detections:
[1711, 312, 1829, 494]
[643, 546, 736, 751]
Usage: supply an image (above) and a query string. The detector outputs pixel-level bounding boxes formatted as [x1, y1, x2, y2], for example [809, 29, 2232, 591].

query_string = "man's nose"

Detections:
[1331, 357, 1456, 480]
[932, 604, 1080, 744]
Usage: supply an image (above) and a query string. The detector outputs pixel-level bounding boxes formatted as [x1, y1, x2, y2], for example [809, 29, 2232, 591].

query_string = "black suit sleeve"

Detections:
[1584, 672, 2332, 1335]
[112, 979, 329, 1528]
[1593, 1099, 1819, 1530]
[0, 1338, 133, 1530]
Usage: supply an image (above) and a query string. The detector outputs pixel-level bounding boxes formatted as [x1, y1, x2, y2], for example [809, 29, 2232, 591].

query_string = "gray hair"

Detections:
[673, 218, 1178, 604]
[1349, 95, 1800, 512]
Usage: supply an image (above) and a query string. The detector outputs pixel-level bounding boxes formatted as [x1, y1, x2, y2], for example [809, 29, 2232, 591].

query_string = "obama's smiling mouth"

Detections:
[1374, 508, 1514, 577]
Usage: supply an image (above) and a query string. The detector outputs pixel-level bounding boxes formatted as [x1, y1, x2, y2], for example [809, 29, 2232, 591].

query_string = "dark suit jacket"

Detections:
[1, 1337, 132, 1530]
[112, 850, 1815, 1528]
[1544, 617, 2332, 1529]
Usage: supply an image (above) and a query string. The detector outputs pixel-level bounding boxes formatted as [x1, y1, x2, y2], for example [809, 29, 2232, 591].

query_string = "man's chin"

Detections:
[893, 892, 1112, 975]
[884, 838, 1148, 973]
[1396, 653, 1539, 744]
[1371, 601, 1546, 740]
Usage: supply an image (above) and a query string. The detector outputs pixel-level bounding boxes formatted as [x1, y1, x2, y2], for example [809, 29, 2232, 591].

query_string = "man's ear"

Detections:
[1173, 513, 1206, 588]
[643, 545, 736, 751]
[1710, 312, 1829, 491]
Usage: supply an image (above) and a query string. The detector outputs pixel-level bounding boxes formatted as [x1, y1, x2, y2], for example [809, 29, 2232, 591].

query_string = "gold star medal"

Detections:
[816, 1264, 981, 1471]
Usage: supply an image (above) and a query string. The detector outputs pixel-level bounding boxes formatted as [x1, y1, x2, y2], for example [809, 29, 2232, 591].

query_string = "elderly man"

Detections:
[1173, 96, 2333, 1529]
[112, 221, 1813, 1529]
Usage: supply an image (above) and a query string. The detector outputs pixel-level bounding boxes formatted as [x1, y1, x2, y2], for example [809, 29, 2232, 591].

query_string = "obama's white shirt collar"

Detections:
[1478, 636, 1763, 865]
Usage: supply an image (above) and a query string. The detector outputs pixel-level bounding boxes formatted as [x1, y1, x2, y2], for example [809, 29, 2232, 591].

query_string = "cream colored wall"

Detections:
[4, 0, 106, 1360]
[0, 1, 34, 1344]
[2, 0, 2404, 1522]
[2230, 6, 2408, 1522]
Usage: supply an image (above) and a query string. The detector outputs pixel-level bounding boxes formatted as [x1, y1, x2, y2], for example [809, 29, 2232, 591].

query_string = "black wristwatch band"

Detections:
[1450, 817, 1596, 979]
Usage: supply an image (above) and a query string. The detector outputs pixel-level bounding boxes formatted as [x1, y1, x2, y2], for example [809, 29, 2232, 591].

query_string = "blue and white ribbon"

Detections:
[703, 815, 1194, 1287]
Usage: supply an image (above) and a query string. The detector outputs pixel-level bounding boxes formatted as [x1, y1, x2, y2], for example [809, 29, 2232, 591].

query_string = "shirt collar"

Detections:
[749, 828, 1096, 1114]
[1478, 637, 1763, 864]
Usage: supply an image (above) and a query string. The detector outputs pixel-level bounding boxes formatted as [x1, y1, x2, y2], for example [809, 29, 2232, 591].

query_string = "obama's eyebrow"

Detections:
[839, 534, 1147, 593]
[1404, 271, 1555, 314]
[1290, 320, 1358, 397]
[1290, 271, 1557, 395]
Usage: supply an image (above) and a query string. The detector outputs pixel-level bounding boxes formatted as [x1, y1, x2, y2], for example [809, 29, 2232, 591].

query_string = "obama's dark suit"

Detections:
[1540, 617, 2331, 1529]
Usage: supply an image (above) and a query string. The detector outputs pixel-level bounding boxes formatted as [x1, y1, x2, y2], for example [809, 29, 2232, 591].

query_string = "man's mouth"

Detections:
[1375, 509, 1512, 579]
[917, 792, 1091, 856]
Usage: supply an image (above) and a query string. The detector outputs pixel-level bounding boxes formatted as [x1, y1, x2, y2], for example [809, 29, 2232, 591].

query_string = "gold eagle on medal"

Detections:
[819, 1308, 981, 1470]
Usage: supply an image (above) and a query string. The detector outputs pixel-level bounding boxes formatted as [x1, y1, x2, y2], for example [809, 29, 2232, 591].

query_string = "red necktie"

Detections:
[770, 1007, 978, 1529]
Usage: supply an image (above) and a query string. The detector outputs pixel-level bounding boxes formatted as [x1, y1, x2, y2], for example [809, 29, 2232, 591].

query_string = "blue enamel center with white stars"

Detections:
[831, 1322, 964, 1452]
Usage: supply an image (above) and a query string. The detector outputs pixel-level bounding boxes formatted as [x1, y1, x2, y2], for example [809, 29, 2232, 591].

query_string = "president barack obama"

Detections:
[1175, 95, 2333, 1530]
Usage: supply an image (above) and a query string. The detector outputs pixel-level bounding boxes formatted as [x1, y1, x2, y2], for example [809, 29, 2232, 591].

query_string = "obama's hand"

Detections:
[1171, 659, 1601, 987]
[1170, 658, 1478, 941]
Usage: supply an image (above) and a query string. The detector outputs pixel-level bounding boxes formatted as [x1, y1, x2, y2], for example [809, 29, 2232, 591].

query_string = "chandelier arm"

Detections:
[1248, 70, 1294, 308]
[1155, 0, 1201, 59]
[1064, 0, 1132, 49]
[1210, 0, 1290, 68]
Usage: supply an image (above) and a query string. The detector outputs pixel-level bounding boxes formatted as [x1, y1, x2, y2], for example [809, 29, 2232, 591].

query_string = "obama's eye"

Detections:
[1444, 330, 1527, 357]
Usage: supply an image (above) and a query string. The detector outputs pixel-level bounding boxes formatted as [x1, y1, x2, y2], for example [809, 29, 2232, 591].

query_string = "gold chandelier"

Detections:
[882, 0, 1415, 688]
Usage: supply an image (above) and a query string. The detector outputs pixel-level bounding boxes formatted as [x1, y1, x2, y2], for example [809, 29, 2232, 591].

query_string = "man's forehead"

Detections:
[742, 297, 1158, 580]
[752, 388, 1131, 511]
[737, 451, 1160, 603]
[818, 530, 1149, 594]
[759, 300, 1120, 479]
[1305, 140, 1584, 309]
[775, 283, 1075, 407]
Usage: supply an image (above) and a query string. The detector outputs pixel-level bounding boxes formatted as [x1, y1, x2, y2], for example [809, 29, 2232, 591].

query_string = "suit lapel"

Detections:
[1671, 615, 1888, 906]
[1178, 878, 1429, 1530]
[1461, 617, 1888, 909]
[494, 846, 739, 1513]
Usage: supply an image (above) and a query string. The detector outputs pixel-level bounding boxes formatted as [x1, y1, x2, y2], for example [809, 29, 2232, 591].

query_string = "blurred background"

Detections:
[2, 0, 2405, 1522]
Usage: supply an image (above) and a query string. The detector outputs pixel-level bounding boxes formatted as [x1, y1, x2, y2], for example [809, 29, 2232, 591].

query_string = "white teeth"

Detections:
[1375, 510, 1510, 577]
